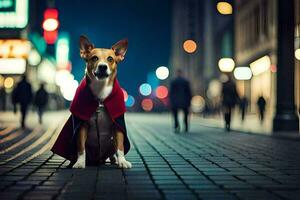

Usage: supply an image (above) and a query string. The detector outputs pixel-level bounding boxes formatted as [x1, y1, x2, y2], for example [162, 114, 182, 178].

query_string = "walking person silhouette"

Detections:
[34, 83, 49, 124]
[221, 75, 239, 131]
[12, 75, 33, 129]
[169, 69, 192, 133]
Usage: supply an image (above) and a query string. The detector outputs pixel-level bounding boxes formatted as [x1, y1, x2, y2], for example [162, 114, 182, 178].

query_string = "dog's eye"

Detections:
[91, 56, 98, 62]
[107, 56, 114, 63]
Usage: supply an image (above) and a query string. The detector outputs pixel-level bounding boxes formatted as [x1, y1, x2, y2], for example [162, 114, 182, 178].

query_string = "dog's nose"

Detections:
[98, 64, 107, 71]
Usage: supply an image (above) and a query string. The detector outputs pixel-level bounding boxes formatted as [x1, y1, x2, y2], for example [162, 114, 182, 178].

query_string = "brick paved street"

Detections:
[1, 112, 300, 200]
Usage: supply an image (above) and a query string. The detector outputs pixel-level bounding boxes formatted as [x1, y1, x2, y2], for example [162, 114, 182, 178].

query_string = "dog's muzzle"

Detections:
[94, 64, 109, 79]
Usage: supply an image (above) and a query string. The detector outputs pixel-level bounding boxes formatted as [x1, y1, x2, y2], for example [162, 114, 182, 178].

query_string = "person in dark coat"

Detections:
[239, 96, 248, 121]
[34, 84, 49, 124]
[257, 95, 266, 123]
[169, 69, 192, 133]
[12, 75, 33, 129]
[221, 76, 239, 131]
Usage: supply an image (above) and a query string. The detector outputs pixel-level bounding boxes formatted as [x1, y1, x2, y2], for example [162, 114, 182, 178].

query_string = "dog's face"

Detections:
[79, 35, 128, 81]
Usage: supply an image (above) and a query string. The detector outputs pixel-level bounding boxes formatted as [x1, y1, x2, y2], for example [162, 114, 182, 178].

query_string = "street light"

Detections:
[4, 77, 14, 89]
[155, 66, 169, 80]
[233, 66, 252, 80]
[183, 40, 197, 53]
[217, 2, 233, 15]
[250, 55, 271, 76]
[218, 58, 235, 72]
[295, 48, 300, 60]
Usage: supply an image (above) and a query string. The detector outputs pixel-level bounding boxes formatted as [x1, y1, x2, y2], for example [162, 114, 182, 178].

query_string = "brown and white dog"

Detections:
[72, 35, 132, 169]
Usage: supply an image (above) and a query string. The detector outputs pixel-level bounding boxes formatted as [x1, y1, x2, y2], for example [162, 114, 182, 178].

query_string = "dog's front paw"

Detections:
[117, 150, 132, 169]
[118, 156, 132, 169]
[73, 152, 86, 169]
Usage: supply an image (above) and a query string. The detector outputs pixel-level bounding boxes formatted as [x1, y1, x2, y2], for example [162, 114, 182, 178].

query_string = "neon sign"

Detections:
[0, 0, 28, 28]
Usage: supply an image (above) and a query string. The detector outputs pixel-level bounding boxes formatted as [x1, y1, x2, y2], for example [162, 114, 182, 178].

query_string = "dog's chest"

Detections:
[97, 85, 113, 101]
[85, 106, 115, 164]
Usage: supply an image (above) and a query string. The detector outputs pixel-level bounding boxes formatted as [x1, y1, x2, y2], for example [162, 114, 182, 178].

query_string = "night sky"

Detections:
[56, 0, 172, 96]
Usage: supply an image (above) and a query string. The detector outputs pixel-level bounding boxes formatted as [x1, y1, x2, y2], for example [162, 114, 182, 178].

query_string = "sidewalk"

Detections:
[1, 113, 300, 200]
[0, 111, 69, 129]
[192, 113, 273, 135]
[192, 112, 300, 139]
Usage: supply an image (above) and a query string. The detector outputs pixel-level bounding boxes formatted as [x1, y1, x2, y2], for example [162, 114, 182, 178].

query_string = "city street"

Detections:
[0, 112, 300, 200]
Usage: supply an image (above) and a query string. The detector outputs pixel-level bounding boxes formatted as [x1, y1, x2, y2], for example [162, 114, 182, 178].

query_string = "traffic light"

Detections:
[42, 9, 59, 44]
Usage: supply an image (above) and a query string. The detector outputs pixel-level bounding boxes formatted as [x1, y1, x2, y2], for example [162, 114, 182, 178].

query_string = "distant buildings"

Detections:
[169, 0, 233, 96]
[169, 0, 204, 95]
[234, 0, 300, 117]
[169, 0, 299, 131]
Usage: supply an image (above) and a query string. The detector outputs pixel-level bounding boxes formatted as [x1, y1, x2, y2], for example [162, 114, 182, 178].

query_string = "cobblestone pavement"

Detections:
[1, 112, 300, 200]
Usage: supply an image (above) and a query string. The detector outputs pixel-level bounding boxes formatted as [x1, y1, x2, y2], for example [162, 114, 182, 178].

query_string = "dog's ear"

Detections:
[79, 35, 94, 60]
[111, 39, 128, 62]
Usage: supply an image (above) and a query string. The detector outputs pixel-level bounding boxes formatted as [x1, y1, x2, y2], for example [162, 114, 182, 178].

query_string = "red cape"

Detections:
[51, 77, 130, 163]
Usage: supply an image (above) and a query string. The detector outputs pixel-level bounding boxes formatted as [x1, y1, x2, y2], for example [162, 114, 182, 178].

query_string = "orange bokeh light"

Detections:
[156, 86, 168, 99]
[183, 40, 197, 53]
[141, 99, 153, 111]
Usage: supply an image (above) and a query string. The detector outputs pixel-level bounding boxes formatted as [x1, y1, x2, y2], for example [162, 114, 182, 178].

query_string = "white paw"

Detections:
[117, 156, 132, 169]
[73, 154, 86, 169]
[116, 150, 132, 169]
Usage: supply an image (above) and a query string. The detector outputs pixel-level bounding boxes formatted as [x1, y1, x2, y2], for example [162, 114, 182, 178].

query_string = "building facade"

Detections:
[169, 0, 204, 95]
[235, 0, 300, 120]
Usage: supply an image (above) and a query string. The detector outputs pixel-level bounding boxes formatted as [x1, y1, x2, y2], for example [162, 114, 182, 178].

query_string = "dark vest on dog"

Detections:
[51, 77, 130, 165]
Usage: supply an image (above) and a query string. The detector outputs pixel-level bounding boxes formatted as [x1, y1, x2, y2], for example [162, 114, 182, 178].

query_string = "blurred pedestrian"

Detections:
[169, 69, 192, 133]
[34, 83, 49, 124]
[12, 75, 33, 129]
[221, 75, 239, 131]
[257, 95, 266, 123]
[0, 87, 6, 111]
[239, 96, 248, 121]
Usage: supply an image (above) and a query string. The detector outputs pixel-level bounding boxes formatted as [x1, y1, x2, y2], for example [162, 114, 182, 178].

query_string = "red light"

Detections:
[44, 9, 58, 19]
[122, 88, 128, 102]
[43, 8, 59, 44]
[156, 86, 168, 99]
[44, 30, 58, 44]
[270, 64, 277, 73]
[141, 99, 153, 111]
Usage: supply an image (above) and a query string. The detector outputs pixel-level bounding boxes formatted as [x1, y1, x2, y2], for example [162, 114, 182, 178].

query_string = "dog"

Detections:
[72, 35, 132, 169]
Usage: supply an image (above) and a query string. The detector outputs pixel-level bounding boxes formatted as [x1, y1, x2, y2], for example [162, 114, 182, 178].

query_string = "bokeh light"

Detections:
[218, 58, 235, 72]
[295, 48, 300, 60]
[126, 95, 135, 107]
[233, 67, 252, 80]
[139, 83, 152, 96]
[141, 98, 153, 111]
[28, 49, 41, 66]
[191, 95, 205, 113]
[0, 75, 4, 87]
[122, 88, 128, 102]
[270, 64, 277, 73]
[183, 40, 197, 53]
[55, 70, 73, 87]
[43, 18, 59, 31]
[155, 66, 169, 80]
[250, 55, 270, 76]
[4, 77, 14, 89]
[156, 86, 168, 99]
[217, 2, 233, 15]
[60, 79, 78, 101]
[207, 79, 222, 99]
